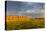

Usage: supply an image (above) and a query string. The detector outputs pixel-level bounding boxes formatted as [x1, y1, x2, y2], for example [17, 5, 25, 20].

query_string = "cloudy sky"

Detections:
[6, 1, 45, 18]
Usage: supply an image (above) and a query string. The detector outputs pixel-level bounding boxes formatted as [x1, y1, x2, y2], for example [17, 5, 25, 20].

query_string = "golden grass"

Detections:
[5, 16, 45, 30]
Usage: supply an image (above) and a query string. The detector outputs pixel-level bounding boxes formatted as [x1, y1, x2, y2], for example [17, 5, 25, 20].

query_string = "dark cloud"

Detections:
[6, 1, 45, 18]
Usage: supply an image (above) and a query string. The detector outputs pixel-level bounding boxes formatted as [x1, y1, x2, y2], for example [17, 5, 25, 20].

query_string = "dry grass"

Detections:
[5, 16, 45, 30]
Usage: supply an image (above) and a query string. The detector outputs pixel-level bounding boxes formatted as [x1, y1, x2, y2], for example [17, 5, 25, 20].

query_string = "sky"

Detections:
[6, 1, 45, 18]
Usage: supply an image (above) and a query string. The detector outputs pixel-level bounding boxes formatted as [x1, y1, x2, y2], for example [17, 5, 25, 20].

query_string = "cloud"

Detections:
[7, 9, 44, 18]
[7, 1, 44, 18]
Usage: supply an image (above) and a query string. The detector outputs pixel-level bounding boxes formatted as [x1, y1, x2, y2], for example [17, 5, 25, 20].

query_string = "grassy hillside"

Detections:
[5, 16, 45, 30]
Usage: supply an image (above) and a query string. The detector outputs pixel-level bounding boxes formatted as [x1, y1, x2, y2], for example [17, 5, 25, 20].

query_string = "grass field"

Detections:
[5, 16, 45, 30]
